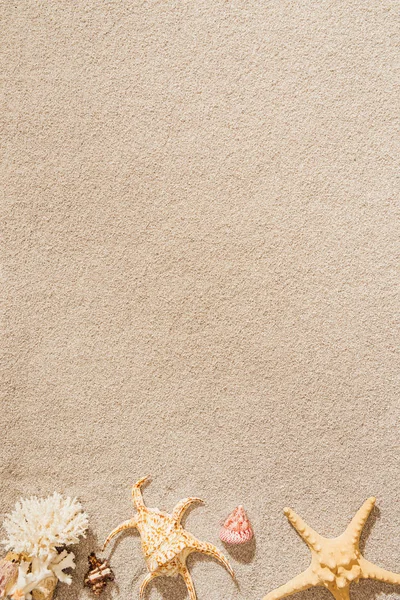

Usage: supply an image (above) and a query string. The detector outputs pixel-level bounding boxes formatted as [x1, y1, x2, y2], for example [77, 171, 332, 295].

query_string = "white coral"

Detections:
[2, 493, 88, 560]
[11, 559, 53, 600]
[49, 550, 75, 584]
[1, 493, 88, 600]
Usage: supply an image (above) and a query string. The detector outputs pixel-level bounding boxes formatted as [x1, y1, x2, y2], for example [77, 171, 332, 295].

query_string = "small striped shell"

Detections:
[220, 506, 253, 545]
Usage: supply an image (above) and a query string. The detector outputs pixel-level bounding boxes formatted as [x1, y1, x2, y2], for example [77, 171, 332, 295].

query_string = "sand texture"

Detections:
[1, 1, 399, 599]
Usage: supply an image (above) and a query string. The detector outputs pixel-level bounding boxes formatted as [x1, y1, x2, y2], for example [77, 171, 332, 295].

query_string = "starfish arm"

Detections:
[139, 572, 160, 599]
[343, 497, 376, 544]
[359, 556, 400, 585]
[180, 565, 197, 600]
[191, 539, 235, 581]
[283, 507, 323, 551]
[172, 498, 204, 524]
[102, 517, 137, 550]
[132, 476, 151, 509]
[263, 567, 319, 600]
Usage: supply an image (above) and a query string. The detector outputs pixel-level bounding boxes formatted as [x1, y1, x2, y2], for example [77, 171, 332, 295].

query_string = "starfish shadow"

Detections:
[358, 503, 380, 554]
[354, 503, 400, 599]
[352, 579, 400, 599]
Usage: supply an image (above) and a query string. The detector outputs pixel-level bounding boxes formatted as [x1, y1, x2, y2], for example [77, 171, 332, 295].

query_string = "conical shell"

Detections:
[31, 574, 58, 600]
[84, 553, 115, 595]
[0, 556, 18, 598]
[220, 505, 253, 545]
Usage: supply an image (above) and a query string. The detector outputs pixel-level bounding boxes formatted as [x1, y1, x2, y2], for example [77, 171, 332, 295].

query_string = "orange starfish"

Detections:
[103, 476, 234, 600]
[264, 497, 400, 600]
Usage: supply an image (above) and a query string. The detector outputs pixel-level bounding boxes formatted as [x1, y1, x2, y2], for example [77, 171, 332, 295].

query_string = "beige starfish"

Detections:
[264, 497, 400, 600]
[103, 476, 235, 600]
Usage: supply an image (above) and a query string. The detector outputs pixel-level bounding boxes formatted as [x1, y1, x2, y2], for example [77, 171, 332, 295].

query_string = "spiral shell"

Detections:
[84, 553, 115, 596]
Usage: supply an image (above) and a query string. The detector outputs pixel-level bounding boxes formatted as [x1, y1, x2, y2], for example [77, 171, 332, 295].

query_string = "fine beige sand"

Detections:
[1, 2, 399, 600]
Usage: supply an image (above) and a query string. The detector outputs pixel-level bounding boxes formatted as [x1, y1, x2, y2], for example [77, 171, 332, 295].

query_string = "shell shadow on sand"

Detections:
[59, 529, 118, 600]
[222, 535, 256, 564]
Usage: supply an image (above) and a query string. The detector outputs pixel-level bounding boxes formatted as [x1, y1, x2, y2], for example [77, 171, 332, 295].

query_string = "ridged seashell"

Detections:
[0, 555, 18, 598]
[220, 506, 253, 545]
[84, 553, 114, 596]
[31, 574, 58, 600]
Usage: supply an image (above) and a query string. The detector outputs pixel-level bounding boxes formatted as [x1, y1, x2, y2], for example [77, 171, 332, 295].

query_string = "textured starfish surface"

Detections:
[264, 497, 400, 600]
[103, 476, 234, 600]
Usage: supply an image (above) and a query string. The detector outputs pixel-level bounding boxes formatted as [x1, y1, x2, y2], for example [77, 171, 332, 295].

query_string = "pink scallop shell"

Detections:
[219, 505, 253, 545]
